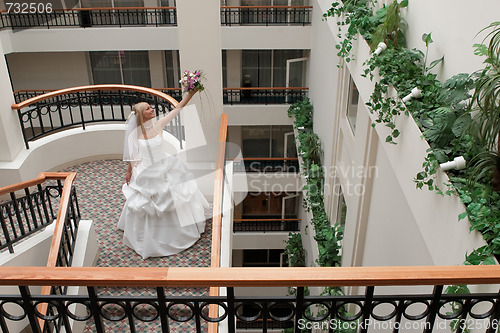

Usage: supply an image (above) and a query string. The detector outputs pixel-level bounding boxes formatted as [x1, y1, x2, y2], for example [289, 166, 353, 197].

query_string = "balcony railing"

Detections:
[0, 6, 311, 29]
[0, 266, 499, 332]
[14, 87, 309, 106]
[11, 85, 183, 149]
[234, 157, 300, 173]
[224, 87, 308, 105]
[233, 218, 300, 232]
[0, 7, 177, 28]
[220, 6, 312, 26]
[0, 173, 79, 255]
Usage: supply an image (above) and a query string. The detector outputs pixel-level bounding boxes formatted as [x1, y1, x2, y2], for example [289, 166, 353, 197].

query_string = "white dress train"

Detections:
[117, 135, 209, 259]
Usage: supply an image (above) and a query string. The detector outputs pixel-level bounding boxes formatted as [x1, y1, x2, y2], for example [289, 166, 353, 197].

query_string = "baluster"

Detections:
[0, 206, 14, 253]
[124, 300, 136, 333]
[24, 188, 37, 231]
[0, 307, 9, 332]
[9, 192, 25, 236]
[19, 286, 42, 333]
[77, 92, 85, 130]
[294, 287, 305, 332]
[423, 285, 443, 333]
[227, 287, 236, 333]
[360, 286, 374, 333]
[156, 287, 170, 332]
[194, 300, 202, 333]
[455, 298, 472, 333]
[486, 289, 500, 333]
[262, 300, 268, 333]
[118, 90, 124, 121]
[87, 287, 105, 332]
[98, 90, 104, 120]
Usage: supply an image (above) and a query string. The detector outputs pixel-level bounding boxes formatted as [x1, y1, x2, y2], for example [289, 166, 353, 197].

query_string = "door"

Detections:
[286, 57, 308, 102]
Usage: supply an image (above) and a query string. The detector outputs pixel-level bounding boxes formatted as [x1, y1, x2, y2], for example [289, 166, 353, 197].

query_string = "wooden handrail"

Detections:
[211, 114, 228, 270]
[0, 172, 75, 195]
[1, 266, 500, 287]
[209, 113, 228, 333]
[13, 87, 308, 94]
[11, 84, 179, 110]
[43, 172, 77, 331]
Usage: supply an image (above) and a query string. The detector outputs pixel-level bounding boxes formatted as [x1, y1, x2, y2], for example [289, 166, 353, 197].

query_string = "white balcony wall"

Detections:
[309, 0, 494, 268]
[0, 26, 311, 55]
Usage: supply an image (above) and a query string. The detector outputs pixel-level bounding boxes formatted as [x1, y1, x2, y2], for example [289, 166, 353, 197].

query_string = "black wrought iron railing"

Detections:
[0, 266, 499, 332]
[14, 87, 309, 106]
[0, 184, 55, 254]
[0, 7, 177, 29]
[233, 218, 300, 232]
[220, 6, 312, 26]
[234, 157, 300, 173]
[0, 6, 311, 29]
[0, 173, 80, 258]
[12, 85, 183, 149]
[223, 87, 308, 105]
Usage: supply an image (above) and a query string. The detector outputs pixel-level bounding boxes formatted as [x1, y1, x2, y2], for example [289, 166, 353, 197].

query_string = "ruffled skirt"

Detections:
[117, 155, 208, 259]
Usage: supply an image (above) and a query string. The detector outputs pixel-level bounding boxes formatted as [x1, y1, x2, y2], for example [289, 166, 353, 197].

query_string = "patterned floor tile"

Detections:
[62, 159, 212, 332]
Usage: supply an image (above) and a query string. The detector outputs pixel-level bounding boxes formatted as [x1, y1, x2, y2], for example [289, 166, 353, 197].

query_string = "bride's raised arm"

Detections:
[156, 89, 198, 129]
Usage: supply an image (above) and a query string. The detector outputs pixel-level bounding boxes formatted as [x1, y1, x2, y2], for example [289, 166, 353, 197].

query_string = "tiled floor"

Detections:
[62, 159, 212, 332]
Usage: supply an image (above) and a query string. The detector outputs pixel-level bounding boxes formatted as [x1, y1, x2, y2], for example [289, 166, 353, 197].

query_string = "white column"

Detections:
[0, 39, 23, 163]
[176, 0, 223, 159]
[149, 50, 166, 88]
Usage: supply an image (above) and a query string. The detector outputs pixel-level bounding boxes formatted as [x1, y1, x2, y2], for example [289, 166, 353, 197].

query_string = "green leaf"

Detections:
[422, 32, 433, 47]
[428, 56, 444, 70]
[458, 212, 468, 220]
[399, 0, 408, 7]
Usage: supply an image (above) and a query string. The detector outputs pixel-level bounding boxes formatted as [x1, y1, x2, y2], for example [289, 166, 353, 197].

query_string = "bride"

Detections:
[118, 89, 209, 259]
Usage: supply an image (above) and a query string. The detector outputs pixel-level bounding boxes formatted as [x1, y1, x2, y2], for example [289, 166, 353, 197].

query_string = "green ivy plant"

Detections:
[323, 1, 500, 266]
[283, 232, 306, 267]
[287, 99, 344, 268]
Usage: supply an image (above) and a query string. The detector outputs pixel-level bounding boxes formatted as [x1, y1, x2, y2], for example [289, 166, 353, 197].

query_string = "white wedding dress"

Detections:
[117, 135, 208, 259]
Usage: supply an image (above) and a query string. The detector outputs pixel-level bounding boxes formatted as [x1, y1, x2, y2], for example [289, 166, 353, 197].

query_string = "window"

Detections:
[346, 75, 359, 133]
[241, 50, 305, 87]
[240, 125, 295, 158]
[336, 188, 347, 226]
[242, 249, 284, 267]
[241, 192, 299, 218]
[90, 51, 151, 87]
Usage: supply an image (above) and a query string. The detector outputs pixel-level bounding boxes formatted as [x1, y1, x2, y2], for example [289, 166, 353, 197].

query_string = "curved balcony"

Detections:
[12, 85, 182, 149]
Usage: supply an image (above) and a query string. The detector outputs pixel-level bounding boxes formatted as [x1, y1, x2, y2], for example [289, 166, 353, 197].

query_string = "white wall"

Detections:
[404, 0, 500, 81]
[310, 0, 492, 267]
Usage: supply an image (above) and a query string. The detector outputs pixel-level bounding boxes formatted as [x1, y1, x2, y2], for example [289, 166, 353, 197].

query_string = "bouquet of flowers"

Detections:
[179, 70, 205, 92]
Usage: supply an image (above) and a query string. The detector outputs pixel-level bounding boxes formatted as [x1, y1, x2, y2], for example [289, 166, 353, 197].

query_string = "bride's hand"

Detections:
[125, 165, 132, 185]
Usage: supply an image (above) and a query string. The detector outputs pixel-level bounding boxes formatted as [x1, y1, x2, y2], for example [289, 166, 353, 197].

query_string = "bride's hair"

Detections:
[131, 102, 150, 138]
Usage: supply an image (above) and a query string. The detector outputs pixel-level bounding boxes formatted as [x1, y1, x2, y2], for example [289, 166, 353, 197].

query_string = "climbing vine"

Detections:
[287, 98, 344, 268]
[323, 0, 500, 266]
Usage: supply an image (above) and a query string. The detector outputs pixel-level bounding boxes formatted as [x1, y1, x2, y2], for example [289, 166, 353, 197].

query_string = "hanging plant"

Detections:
[287, 100, 344, 268]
